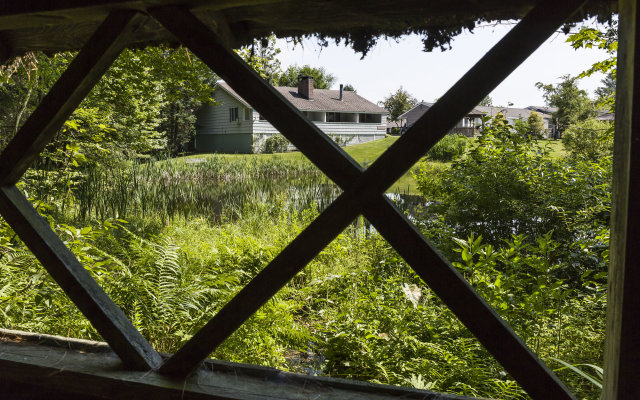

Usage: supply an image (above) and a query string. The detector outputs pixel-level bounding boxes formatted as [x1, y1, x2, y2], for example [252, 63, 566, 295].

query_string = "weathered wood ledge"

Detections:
[0, 328, 483, 400]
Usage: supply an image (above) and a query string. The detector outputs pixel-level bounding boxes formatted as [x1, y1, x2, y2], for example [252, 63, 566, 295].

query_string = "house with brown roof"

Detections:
[399, 102, 483, 137]
[195, 77, 388, 153]
[399, 102, 558, 138]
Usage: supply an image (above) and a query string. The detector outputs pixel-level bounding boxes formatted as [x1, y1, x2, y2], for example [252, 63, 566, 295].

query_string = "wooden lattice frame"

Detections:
[0, 0, 636, 398]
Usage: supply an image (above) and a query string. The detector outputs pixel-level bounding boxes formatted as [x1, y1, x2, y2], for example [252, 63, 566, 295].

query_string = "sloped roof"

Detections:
[597, 111, 615, 121]
[526, 105, 558, 114]
[398, 102, 433, 120]
[217, 82, 386, 113]
[0, 1, 616, 59]
[474, 105, 554, 120]
[399, 102, 556, 122]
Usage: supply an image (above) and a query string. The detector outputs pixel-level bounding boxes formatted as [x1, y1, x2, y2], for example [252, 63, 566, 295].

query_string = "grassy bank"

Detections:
[184, 136, 418, 194]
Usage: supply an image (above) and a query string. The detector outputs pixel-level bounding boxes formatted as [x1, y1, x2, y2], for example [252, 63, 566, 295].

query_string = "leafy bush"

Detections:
[528, 111, 546, 138]
[426, 134, 468, 161]
[415, 114, 612, 249]
[263, 133, 290, 153]
[562, 118, 613, 161]
[327, 133, 354, 147]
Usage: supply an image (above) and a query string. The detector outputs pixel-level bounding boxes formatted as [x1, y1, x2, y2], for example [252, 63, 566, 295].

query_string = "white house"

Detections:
[195, 77, 388, 153]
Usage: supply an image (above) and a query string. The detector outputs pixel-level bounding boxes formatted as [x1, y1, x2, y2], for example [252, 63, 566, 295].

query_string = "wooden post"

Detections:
[603, 0, 640, 398]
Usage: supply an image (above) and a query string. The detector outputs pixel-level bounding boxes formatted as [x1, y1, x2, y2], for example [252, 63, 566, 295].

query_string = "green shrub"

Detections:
[263, 133, 290, 153]
[426, 134, 468, 161]
[327, 133, 354, 147]
[415, 117, 612, 249]
[389, 127, 402, 135]
[562, 118, 613, 161]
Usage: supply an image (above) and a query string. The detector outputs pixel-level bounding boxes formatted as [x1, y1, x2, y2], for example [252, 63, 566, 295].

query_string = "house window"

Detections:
[303, 111, 324, 122]
[229, 107, 239, 122]
[326, 112, 338, 122]
[358, 113, 382, 123]
[244, 107, 252, 121]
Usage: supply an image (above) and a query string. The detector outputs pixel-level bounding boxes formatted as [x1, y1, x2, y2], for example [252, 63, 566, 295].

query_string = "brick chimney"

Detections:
[298, 76, 314, 99]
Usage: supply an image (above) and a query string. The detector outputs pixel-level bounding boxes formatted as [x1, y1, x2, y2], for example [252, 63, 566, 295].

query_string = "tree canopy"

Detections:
[567, 20, 617, 112]
[235, 35, 282, 85]
[343, 84, 356, 92]
[535, 75, 596, 134]
[275, 65, 336, 89]
[527, 111, 546, 138]
[380, 87, 418, 123]
[478, 95, 493, 106]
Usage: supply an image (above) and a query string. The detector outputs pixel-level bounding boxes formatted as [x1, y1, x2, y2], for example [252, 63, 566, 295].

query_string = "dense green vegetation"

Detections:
[1, 124, 609, 400]
[0, 28, 615, 399]
[184, 136, 421, 193]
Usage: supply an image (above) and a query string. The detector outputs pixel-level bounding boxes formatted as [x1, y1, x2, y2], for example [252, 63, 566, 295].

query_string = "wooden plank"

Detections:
[0, 10, 147, 186]
[0, 186, 162, 370]
[603, 0, 640, 398]
[363, 196, 575, 400]
[0, 331, 475, 400]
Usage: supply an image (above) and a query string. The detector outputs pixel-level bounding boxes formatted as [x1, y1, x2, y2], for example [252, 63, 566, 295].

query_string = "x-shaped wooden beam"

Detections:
[151, 2, 584, 399]
[0, 1, 587, 399]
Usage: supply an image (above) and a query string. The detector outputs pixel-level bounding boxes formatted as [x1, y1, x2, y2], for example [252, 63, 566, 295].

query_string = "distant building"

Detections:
[399, 102, 558, 138]
[195, 77, 388, 153]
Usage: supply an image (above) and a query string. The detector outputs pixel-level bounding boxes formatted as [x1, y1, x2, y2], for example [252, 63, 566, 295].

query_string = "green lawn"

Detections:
[536, 139, 565, 159]
[342, 136, 417, 194]
[181, 136, 567, 195]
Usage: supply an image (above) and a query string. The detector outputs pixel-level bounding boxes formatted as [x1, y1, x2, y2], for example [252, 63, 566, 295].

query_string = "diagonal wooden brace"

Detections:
[0, 11, 147, 186]
[153, 2, 583, 398]
[0, 11, 161, 370]
[0, 186, 162, 370]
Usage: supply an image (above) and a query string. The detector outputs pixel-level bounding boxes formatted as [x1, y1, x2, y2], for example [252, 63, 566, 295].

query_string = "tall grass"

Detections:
[73, 156, 340, 222]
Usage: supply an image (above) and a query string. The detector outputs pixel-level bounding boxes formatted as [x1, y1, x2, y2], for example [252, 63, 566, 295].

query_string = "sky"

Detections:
[275, 21, 612, 108]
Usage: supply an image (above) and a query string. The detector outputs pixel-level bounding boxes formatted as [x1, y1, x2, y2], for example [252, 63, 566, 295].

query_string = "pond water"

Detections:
[73, 160, 426, 224]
